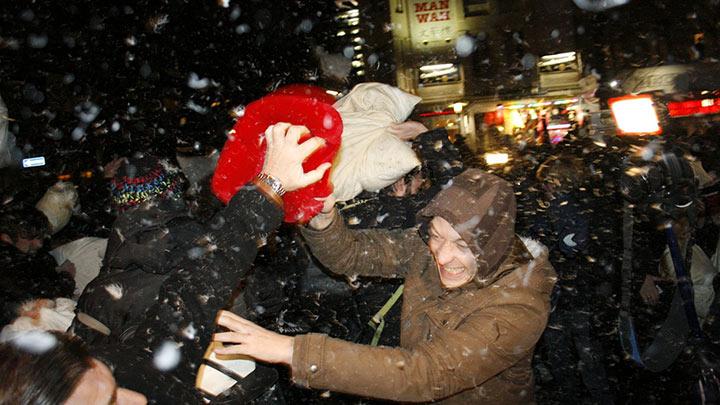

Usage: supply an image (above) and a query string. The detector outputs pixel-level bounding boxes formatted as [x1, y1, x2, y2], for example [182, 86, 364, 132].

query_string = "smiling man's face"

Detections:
[427, 216, 478, 289]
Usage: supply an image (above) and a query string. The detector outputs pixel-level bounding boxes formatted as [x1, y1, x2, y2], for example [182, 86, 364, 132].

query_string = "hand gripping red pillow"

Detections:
[211, 94, 342, 223]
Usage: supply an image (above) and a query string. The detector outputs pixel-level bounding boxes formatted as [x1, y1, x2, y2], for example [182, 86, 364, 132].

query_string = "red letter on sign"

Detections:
[415, 2, 429, 12]
[416, 13, 430, 23]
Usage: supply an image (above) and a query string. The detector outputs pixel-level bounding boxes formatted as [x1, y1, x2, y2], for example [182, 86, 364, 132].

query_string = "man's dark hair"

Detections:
[0, 332, 93, 404]
[0, 205, 50, 241]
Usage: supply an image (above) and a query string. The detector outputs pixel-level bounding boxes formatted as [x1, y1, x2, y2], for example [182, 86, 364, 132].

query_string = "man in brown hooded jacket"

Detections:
[212, 169, 556, 403]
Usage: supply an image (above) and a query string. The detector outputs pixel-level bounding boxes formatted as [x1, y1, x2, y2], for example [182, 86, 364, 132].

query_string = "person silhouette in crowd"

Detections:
[0, 123, 331, 404]
[532, 154, 616, 404]
[211, 169, 557, 403]
[0, 204, 75, 327]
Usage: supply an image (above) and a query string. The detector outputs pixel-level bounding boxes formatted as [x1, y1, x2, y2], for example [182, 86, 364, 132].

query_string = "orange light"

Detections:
[484, 152, 510, 165]
[609, 95, 662, 136]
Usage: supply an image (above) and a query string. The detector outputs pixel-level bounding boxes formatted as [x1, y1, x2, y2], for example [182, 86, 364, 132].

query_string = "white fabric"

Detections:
[0, 95, 21, 169]
[50, 237, 108, 298]
[0, 298, 76, 342]
[330, 83, 422, 202]
[659, 245, 719, 324]
[35, 181, 79, 235]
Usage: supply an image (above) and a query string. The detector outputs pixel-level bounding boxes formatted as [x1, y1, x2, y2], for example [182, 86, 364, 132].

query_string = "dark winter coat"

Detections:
[297, 170, 556, 404]
[0, 245, 74, 327]
[77, 187, 282, 403]
[73, 197, 200, 344]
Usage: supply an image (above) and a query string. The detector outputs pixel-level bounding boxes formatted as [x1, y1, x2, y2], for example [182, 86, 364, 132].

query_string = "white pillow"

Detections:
[331, 83, 422, 201]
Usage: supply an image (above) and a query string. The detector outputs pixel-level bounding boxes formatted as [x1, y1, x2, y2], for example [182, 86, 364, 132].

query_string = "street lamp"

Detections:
[452, 102, 464, 114]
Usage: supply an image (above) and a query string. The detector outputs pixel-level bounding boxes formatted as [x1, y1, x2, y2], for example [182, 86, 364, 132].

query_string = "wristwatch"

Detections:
[255, 172, 286, 197]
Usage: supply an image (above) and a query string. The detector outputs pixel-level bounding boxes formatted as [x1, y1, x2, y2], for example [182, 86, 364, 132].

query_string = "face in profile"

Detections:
[426, 216, 478, 289]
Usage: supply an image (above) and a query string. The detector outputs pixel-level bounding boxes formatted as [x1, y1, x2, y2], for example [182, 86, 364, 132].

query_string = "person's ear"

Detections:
[0, 234, 13, 245]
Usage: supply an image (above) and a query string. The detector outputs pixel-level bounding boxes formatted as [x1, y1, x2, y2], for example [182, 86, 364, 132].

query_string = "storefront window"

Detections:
[418, 63, 461, 85]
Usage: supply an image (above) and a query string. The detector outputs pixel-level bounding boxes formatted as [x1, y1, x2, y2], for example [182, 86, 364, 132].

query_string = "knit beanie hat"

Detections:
[110, 156, 185, 212]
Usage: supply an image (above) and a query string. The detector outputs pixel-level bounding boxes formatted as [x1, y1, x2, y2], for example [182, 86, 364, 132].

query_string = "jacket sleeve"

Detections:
[97, 187, 283, 401]
[290, 289, 550, 402]
[300, 211, 423, 279]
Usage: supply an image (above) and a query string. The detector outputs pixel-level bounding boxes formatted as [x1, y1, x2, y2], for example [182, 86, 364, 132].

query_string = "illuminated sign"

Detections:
[410, 0, 456, 45]
[609, 95, 662, 135]
[668, 98, 720, 117]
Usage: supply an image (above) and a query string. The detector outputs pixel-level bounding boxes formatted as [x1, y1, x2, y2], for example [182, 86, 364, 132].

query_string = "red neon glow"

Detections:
[668, 98, 720, 117]
[419, 110, 455, 117]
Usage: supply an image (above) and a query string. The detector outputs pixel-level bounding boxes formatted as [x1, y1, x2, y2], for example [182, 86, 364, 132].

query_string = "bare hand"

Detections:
[56, 260, 77, 278]
[390, 178, 407, 197]
[103, 157, 127, 179]
[212, 310, 294, 366]
[640, 275, 660, 305]
[261, 123, 331, 193]
[308, 194, 337, 230]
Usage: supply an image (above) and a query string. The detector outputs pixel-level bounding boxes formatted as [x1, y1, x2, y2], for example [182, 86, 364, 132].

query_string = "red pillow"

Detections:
[273, 84, 337, 105]
[211, 94, 342, 223]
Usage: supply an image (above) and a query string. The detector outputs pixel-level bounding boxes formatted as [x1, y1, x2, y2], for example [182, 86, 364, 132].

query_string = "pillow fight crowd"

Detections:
[1, 82, 719, 404]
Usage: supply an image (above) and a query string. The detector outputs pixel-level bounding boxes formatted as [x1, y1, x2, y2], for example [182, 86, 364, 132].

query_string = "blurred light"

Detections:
[356, 70, 365, 76]
[610, 80, 619, 88]
[547, 123, 572, 130]
[552, 98, 578, 105]
[354, 53, 364, 59]
[540, 51, 576, 60]
[350, 29, 360, 34]
[351, 60, 364, 67]
[419, 63, 454, 72]
[609, 95, 662, 135]
[348, 9, 359, 17]
[484, 152, 510, 165]
[326, 90, 341, 97]
[507, 110, 525, 130]
[538, 52, 577, 67]
[353, 45, 362, 50]
[337, 31, 346, 37]
[348, 18, 360, 26]
[352, 37, 364, 43]
[452, 102, 464, 114]
[419, 65, 458, 80]
[668, 98, 720, 117]
[419, 109, 455, 117]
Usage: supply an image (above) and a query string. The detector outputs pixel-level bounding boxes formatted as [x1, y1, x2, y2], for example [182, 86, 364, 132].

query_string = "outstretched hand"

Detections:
[261, 123, 331, 193]
[212, 310, 294, 366]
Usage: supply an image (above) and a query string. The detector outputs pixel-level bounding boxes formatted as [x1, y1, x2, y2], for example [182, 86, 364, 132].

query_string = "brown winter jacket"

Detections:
[297, 170, 556, 403]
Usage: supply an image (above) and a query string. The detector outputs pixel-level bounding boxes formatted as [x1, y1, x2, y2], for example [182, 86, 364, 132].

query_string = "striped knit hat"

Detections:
[110, 156, 185, 211]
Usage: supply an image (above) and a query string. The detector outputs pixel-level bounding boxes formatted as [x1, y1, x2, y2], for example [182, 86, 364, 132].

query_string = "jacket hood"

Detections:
[418, 169, 516, 280]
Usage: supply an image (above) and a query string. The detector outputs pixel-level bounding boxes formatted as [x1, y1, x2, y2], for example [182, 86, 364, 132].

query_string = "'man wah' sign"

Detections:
[410, 0, 456, 46]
